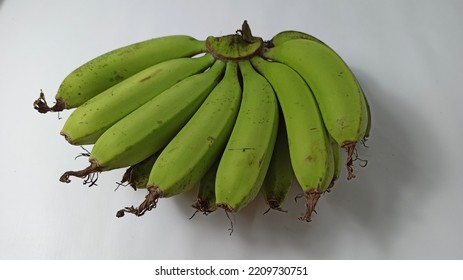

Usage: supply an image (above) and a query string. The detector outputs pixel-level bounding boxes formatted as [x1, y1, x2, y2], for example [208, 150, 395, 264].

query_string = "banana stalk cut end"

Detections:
[116, 186, 162, 218]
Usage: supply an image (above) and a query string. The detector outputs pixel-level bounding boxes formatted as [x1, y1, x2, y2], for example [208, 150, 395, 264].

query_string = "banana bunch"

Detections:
[35, 21, 370, 222]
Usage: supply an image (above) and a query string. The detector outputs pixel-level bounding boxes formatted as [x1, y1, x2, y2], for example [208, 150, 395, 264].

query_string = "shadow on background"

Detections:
[319, 68, 442, 258]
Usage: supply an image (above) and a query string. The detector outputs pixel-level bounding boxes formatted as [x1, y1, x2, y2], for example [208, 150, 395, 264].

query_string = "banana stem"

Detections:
[33, 90, 66, 113]
[59, 160, 102, 185]
[237, 20, 256, 43]
[116, 186, 161, 218]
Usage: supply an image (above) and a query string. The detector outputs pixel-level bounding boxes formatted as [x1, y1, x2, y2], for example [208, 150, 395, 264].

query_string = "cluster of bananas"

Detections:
[34, 21, 370, 222]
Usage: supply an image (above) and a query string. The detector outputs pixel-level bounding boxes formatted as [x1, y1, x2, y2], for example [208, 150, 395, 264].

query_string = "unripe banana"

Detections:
[261, 113, 294, 213]
[33, 35, 206, 113]
[120, 62, 241, 217]
[61, 54, 215, 145]
[267, 30, 325, 47]
[262, 39, 368, 180]
[272, 32, 372, 178]
[251, 56, 334, 222]
[215, 60, 279, 213]
[119, 152, 160, 191]
[269, 31, 372, 143]
[327, 136, 342, 191]
[192, 159, 220, 215]
[59, 60, 225, 184]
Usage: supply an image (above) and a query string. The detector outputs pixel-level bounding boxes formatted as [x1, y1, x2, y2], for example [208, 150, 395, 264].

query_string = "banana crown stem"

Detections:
[206, 21, 263, 62]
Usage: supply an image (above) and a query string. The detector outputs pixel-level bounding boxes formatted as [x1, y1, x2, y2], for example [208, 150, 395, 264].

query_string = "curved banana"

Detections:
[261, 113, 294, 213]
[192, 159, 220, 215]
[262, 39, 368, 179]
[269, 31, 372, 144]
[120, 62, 242, 217]
[59, 60, 225, 184]
[34, 35, 206, 113]
[215, 60, 279, 213]
[61, 54, 215, 145]
[251, 56, 334, 222]
[271, 30, 372, 137]
[267, 30, 325, 47]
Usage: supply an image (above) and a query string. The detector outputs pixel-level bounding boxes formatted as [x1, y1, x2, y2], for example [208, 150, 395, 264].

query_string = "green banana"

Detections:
[261, 113, 294, 213]
[251, 56, 334, 222]
[33, 35, 206, 113]
[262, 39, 368, 179]
[59, 60, 225, 184]
[271, 31, 372, 178]
[267, 30, 325, 47]
[118, 152, 160, 191]
[119, 62, 241, 217]
[61, 54, 215, 145]
[327, 136, 342, 191]
[269, 30, 372, 143]
[192, 159, 220, 215]
[345, 80, 371, 179]
[215, 60, 278, 213]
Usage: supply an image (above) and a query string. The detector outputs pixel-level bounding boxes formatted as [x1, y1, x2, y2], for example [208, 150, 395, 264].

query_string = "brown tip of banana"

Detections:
[60, 131, 74, 145]
[263, 200, 287, 214]
[298, 190, 322, 222]
[342, 141, 358, 180]
[59, 160, 102, 187]
[33, 90, 66, 113]
[191, 199, 214, 216]
[117, 166, 137, 191]
[116, 186, 161, 218]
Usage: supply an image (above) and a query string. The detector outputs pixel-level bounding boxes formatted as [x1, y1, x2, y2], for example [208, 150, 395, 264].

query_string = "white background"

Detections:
[1, 0, 462, 259]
